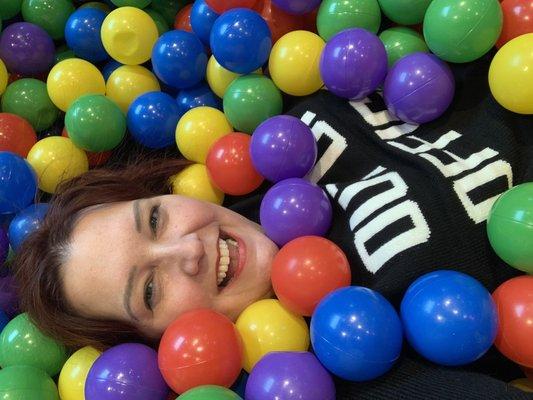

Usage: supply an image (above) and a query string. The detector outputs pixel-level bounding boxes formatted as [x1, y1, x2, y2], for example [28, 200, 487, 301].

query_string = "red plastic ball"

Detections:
[0, 113, 37, 157]
[158, 309, 243, 394]
[271, 236, 352, 316]
[497, 0, 533, 48]
[258, 0, 306, 43]
[174, 4, 193, 32]
[492, 275, 533, 368]
[205, 0, 259, 14]
[62, 128, 112, 168]
[206, 132, 264, 196]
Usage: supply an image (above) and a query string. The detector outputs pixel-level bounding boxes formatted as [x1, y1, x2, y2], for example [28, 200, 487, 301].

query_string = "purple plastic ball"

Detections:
[85, 343, 169, 400]
[272, 0, 322, 15]
[260, 178, 332, 246]
[0, 274, 19, 318]
[383, 52, 455, 124]
[320, 28, 387, 100]
[246, 352, 335, 399]
[0, 22, 55, 76]
[250, 115, 317, 183]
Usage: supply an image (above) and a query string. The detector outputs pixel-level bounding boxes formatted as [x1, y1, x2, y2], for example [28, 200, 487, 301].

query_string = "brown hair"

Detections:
[12, 157, 190, 351]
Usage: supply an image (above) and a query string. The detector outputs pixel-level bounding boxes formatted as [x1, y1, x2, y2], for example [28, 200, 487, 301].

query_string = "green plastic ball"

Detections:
[111, 0, 151, 8]
[0, 313, 69, 377]
[487, 183, 533, 274]
[150, 0, 189, 25]
[65, 94, 126, 152]
[378, 0, 431, 25]
[179, 385, 242, 400]
[146, 8, 169, 35]
[223, 74, 283, 134]
[379, 27, 429, 67]
[423, 0, 503, 63]
[1, 79, 59, 132]
[0, 365, 59, 400]
[21, 0, 75, 40]
[317, 0, 381, 41]
[0, 0, 23, 20]
[55, 45, 76, 64]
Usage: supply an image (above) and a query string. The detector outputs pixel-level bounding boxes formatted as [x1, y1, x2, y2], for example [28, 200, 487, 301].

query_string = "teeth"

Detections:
[217, 237, 238, 286]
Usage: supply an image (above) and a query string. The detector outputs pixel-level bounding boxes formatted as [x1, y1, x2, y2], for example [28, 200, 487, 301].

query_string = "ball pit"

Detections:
[379, 27, 429, 68]
[101, 59, 122, 82]
[0, 274, 19, 318]
[174, 3, 192, 31]
[496, 0, 533, 48]
[8, 203, 49, 251]
[61, 128, 112, 168]
[170, 163, 225, 205]
[0, 113, 37, 157]
[0, 60, 7, 95]
[0, 229, 9, 265]
[206, 55, 262, 98]
[206, 0, 258, 14]
[65, 7, 109, 63]
[146, 8, 170, 35]
[190, 0, 219, 45]
[0, 151, 37, 214]
[0, 0, 23, 19]
[151, 0, 188, 25]
[58, 346, 102, 400]
[378, 0, 431, 25]
[111, 0, 151, 7]
[179, 385, 242, 400]
[54, 45, 76, 64]
[0, 365, 60, 400]
[21, 0, 75, 40]
[80, 1, 112, 13]
[258, 0, 307, 43]
[272, 0, 321, 15]
[176, 82, 222, 115]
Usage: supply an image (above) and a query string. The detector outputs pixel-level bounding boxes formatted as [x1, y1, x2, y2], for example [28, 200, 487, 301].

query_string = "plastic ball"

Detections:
[127, 91, 181, 149]
[320, 28, 387, 100]
[177, 82, 222, 115]
[258, 0, 307, 43]
[174, 3, 192, 31]
[260, 178, 332, 246]
[236, 299, 310, 373]
[8, 203, 49, 252]
[101, 59, 122, 82]
[65, 94, 126, 152]
[65, 8, 109, 63]
[101, 6, 159, 65]
[245, 352, 335, 400]
[423, 0, 503, 63]
[146, 8, 170, 35]
[85, 343, 168, 400]
[269, 30, 325, 96]
[106, 65, 161, 114]
[378, 0, 431, 25]
[272, 0, 321, 15]
[493, 275, 533, 368]
[47, 58, 106, 112]
[223, 74, 283, 133]
[190, 0, 219, 45]
[250, 115, 316, 183]
[55, 45, 76, 64]
[0, 365, 60, 400]
[206, 0, 258, 13]
[58, 347, 102, 400]
[497, 0, 533, 48]
[158, 309, 243, 394]
[180, 386, 242, 400]
[61, 128, 112, 168]
[206, 55, 262, 98]
[379, 27, 429, 68]
[79, 1, 113, 13]
[487, 183, 533, 273]
[21, 0, 75, 40]
[169, 163, 224, 204]
[317, 0, 381, 41]
[311, 286, 403, 381]
[383, 52, 455, 124]
[175, 106, 233, 163]
[0, 310, 8, 333]
[151, 0, 188, 25]
[0, 274, 19, 318]
[0, 113, 37, 157]
[111, 0, 151, 7]
[26, 136, 89, 193]
[206, 132, 264, 195]
[0, 313, 69, 376]
[210, 8, 272, 74]
[272, 236, 351, 316]
[489, 33, 533, 114]
[0, 22, 55, 76]
[152, 30, 208, 90]
[0, 0, 23, 19]
[401, 270, 498, 366]
[0, 60, 7, 95]
[0, 152, 37, 214]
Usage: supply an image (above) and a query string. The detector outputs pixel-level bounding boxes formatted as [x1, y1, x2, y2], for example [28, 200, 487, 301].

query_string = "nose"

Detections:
[155, 232, 205, 276]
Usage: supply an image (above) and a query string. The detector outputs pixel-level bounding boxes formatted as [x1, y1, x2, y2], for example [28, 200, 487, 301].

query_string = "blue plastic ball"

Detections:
[8, 203, 49, 252]
[311, 286, 403, 381]
[127, 91, 182, 149]
[400, 270, 498, 366]
[0, 310, 9, 333]
[0, 152, 38, 215]
[65, 8, 108, 63]
[152, 30, 208, 89]
[190, 0, 220, 46]
[176, 82, 222, 115]
[210, 8, 272, 74]
[101, 59, 122, 82]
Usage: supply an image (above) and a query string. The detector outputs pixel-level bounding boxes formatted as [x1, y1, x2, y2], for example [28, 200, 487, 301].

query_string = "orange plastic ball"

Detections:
[271, 236, 352, 316]
[0, 113, 37, 157]
[497, 0, 533, 48]
[258, 0, 306, 43]
[174, 4, 192, 32]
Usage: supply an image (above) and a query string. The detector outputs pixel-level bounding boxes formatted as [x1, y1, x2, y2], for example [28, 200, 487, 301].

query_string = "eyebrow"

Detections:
[124, 264, 140, 322]
[133, 199, 142, 234]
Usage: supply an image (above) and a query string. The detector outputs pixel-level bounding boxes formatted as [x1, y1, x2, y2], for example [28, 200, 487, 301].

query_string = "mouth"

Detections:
[216, 230, 246, 290]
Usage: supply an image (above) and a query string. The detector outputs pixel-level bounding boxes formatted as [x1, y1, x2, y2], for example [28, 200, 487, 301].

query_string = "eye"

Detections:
[149, 205, 160, 236]
[144, 277, 154, 311]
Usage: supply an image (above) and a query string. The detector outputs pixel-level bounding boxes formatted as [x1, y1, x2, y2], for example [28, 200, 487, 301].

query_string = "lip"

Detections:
[218, 229, 247, 291]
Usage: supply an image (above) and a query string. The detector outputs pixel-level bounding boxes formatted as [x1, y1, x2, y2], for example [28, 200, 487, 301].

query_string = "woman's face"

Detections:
[62, 194, 278, 339]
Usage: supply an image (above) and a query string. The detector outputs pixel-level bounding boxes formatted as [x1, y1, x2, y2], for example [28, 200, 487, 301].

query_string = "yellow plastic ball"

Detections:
[58, 346, 101, 400]
[175, 106, 233, 164]
[169, 163, 224, 205]
[106, 65, 160, 113]
[27, 137, 89, 194]
[235, 299, 310, 373]
[47, 58, 106, 112]
[101, 6, 158, 65]
[206, 55, 262, 98]
[489, 33, 533, 115]
[510, 379, 533, 393]
[0, 59, 7, 96]
[268, 30, 325, 96]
